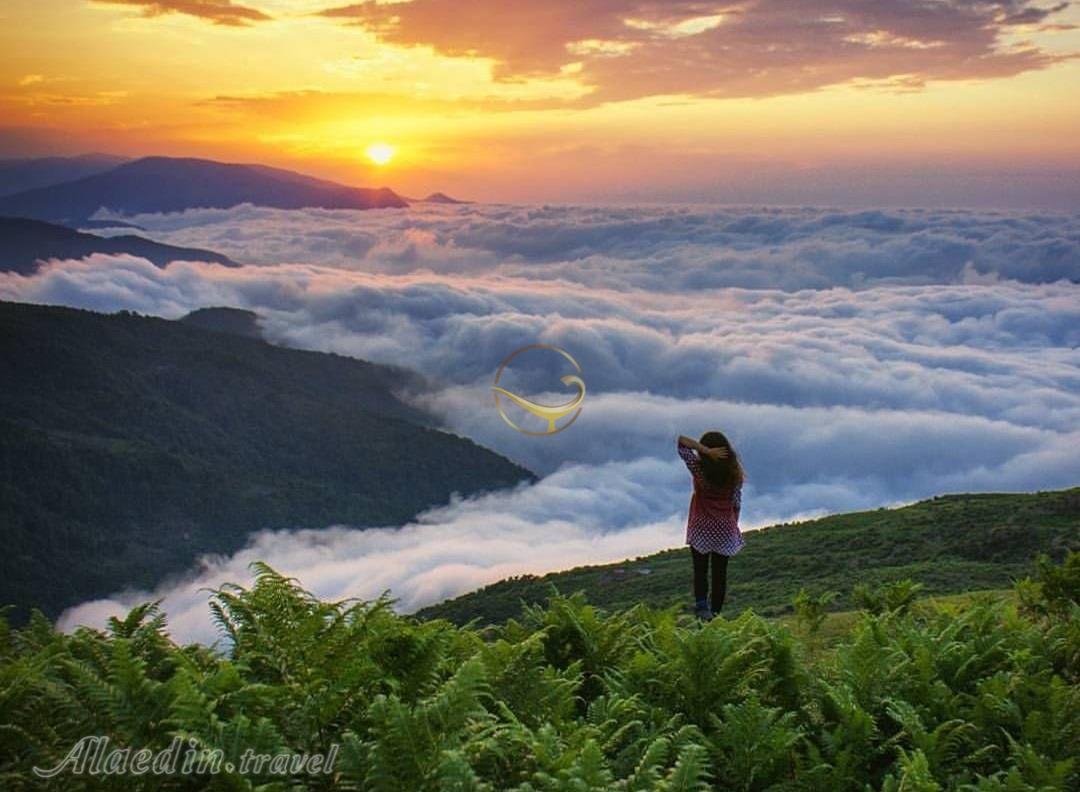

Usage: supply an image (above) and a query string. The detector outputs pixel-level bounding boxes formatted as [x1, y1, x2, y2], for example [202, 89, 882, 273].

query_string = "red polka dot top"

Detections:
[678, 443, 745, 556]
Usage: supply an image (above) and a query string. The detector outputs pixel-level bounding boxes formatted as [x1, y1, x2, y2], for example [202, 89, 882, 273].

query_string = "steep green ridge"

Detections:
[0, 300, 532, 622]
[419, 488, 1080, 624]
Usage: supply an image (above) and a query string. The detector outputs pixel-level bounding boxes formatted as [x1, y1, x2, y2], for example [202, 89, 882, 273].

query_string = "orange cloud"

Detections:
[92, 0, 271, 26]
[316, 0, 1073, 102]
[199, 88, 574, 119]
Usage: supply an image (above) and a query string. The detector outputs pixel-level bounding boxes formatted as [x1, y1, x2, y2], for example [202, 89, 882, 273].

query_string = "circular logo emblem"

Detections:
[491, 344, 586, 436]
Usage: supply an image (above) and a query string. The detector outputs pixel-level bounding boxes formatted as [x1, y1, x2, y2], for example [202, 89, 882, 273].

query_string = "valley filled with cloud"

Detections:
[2, 203, 1076, 643]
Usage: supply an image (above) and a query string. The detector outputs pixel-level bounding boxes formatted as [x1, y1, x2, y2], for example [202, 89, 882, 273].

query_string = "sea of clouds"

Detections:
[2, 202, 1077, 644]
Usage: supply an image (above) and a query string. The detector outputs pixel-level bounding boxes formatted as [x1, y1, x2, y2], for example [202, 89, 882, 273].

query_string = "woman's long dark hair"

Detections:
[699, 431, 745, 490]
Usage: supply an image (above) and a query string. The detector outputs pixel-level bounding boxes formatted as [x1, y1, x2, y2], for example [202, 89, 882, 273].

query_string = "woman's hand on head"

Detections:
[703, 447, 729, 460]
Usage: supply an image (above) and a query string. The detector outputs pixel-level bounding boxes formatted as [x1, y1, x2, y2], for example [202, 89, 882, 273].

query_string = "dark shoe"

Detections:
[694, 605, 714, 621]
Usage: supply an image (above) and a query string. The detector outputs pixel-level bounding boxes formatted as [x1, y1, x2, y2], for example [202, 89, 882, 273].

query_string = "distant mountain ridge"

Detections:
[0, 299, 532, 622]
[0, 216, 236, 274]
[0, 156, 409, 224]
[0, 153, 129, 197]
[421, 192, 471, 204]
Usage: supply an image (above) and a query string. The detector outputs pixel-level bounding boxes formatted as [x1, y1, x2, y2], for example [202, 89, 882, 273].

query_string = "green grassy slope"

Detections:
[0, 300, 532, 622]
[418, 488, 1080, 624]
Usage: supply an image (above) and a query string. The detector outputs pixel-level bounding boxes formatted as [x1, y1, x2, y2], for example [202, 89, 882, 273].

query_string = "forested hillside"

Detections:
[419, 489, 1080, 624]
[0, 300, 531, 622]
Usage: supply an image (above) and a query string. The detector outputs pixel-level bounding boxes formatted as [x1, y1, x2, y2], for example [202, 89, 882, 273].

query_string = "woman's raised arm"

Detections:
[678, 435, 728, 460]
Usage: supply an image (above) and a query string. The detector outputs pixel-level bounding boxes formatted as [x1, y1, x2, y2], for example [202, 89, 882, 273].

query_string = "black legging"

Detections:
[691, 548, 729, 612]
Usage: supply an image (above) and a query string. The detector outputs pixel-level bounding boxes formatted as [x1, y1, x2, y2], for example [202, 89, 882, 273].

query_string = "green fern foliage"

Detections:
[1, 553, 1077, 790]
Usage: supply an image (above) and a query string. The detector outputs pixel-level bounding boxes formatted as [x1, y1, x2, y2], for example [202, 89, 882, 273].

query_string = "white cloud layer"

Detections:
[93, 203, 1080, 287]
[1, 203, 1076, 643]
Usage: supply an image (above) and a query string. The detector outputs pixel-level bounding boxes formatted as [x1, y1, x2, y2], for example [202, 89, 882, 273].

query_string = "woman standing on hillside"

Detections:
[677, 432, 746, 620]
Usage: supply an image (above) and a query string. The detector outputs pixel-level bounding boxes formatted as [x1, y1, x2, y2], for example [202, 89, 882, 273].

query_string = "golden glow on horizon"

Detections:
[0, 0, 1077, 204]
[365, 142, 396, 166]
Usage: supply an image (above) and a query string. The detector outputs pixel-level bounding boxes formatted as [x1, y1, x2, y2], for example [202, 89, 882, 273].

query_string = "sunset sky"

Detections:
[2, 0, 1079, 206]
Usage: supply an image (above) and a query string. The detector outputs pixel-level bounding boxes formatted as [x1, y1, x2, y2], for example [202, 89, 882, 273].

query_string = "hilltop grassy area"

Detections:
[418, 488, 1080, 625]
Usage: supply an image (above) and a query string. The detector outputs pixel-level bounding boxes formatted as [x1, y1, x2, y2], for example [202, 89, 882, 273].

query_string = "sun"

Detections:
[365, 142, 396, 166]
